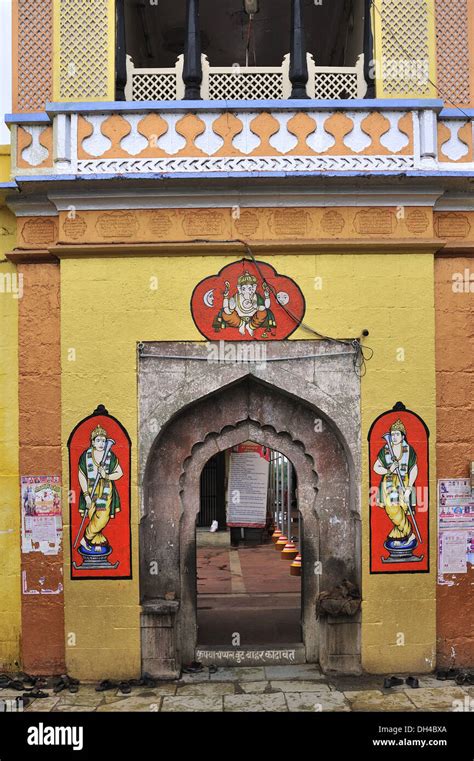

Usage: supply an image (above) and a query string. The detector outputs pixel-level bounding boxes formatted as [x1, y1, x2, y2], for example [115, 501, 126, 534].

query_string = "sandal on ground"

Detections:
[26, 689, 48, 699]
[8, 680, 25, 692]
[383, 676, 404, 688]
[95, 679, 118, 692]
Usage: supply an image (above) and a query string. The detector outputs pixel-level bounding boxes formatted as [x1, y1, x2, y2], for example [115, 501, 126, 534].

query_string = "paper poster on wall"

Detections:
[368, 402, 430, 573]
[191, 259, 305, 341]
[68, 404, 131, 580]
[20, 476, 62, 555]
[439, 531, 467, 574]
[227, 443, 270, 527]
[438, 478, 474, 530]
[437, 478, 474, 578]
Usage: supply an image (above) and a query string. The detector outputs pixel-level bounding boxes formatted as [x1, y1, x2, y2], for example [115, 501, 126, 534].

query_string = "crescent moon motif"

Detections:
[203, 288, 215, 307]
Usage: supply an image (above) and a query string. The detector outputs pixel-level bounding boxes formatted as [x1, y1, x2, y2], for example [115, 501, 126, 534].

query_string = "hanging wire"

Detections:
[236, 238, 373, 378]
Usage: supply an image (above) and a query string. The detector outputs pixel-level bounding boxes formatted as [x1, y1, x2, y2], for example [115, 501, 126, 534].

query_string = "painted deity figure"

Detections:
[373, 419, 418, 550]
[216, 271, 276, 337]
[77, 425, 123, 555]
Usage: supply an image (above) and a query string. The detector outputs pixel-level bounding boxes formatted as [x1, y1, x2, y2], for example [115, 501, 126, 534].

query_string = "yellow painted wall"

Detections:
[60, 250, 436, 678]
[0, 146, 20, 670]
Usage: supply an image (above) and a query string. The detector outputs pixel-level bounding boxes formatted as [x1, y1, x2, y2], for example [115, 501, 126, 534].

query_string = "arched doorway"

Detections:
[139, 343, 361, 678]
[196, 444, 302, 649]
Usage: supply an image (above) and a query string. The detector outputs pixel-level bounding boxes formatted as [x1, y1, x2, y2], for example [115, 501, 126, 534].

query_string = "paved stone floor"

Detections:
[197, 543, 302, 643]
[197, 544, 301, 595]
[4, 665, 472, 712]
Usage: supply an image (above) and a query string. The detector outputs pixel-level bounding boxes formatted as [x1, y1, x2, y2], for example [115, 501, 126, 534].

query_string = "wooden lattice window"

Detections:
[435, 0, 471, 106]
[14, 0, 53, 112]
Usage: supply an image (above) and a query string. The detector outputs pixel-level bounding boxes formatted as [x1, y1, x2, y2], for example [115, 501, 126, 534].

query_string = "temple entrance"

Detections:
[139, 341, 361, 677]
[196, 445, 302, 648]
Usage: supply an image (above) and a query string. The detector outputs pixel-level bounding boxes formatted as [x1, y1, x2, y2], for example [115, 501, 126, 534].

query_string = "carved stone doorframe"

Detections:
[138, 341, 361, 677]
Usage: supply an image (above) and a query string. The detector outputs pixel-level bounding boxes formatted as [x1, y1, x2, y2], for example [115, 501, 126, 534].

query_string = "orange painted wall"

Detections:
[435, 256, 474, 667]
[18, 262, 65, 674]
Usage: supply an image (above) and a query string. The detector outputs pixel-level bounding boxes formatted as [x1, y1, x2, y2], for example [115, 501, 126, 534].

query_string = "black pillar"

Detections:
[363, 0, 375, 98]
[289, 0, 309, 99]
[115, 0, 127, 101]
[183, 0, 202, 100]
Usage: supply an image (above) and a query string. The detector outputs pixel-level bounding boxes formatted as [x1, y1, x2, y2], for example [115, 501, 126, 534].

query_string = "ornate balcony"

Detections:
[7, 101, 474, 181]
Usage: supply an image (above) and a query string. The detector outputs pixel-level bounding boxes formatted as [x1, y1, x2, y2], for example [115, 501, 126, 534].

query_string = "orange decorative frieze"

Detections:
[16, 125, 53, 169]
[12, 208, 474, 255]
[438, 118, 473, 163]
[53, 206, 437, 247]
[72, 109, 416, 168]
[7, 105, 474, 177]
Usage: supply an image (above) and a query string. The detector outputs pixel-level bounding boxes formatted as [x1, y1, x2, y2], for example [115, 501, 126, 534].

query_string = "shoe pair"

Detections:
[455, 671, 474, 686]
[53, 674, 80, 694]
[182, 661, 203, 674]
[384, 675, 419, 689]
[436, 668, 457, 681]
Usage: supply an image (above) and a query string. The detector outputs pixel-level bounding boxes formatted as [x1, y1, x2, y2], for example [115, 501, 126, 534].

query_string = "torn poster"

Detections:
[21, 476, 62, 556]
[439, 531, 468, 574]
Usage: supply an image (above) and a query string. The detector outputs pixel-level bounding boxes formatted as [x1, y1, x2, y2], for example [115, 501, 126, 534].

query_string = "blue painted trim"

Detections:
[0, 182, 18, 190]
[439, 108, 474, 119]
[44, 98, 444, 115]
[5, 99, 446, 126]
[4, 112, 51, 125]
[12, 169, 474, 183]
[14, 175, 77, 182]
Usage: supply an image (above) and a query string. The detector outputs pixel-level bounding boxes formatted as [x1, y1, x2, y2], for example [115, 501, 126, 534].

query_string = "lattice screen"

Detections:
[15, 0, 53, 112]
[313, 72, 359, 99]
[208, 72, 284, 100]
[377, 0, 433, 96]
[132, 74, 178, 101]
[58, 0, 111, 99]
[435, 0, 471, 106]
[131, 71, 360, 101]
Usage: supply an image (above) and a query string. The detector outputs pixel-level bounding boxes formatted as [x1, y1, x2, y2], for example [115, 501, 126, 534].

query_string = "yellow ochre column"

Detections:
[53, 0, 115, 102]
[0, 147, 20, 670]
[372, 0, 437, 99]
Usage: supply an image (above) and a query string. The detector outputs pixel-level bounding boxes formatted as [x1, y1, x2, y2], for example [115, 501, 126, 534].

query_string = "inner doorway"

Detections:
[196, 442, 302, 647]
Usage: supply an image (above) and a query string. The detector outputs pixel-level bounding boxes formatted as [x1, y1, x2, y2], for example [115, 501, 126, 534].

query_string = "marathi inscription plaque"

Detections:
[353, 209, 394, 236]
[63, 215, 87, 240]
[21, 218, 56, 246]
[321, 210, 345, 235]
[95, 212, 139, 239]
[269, 209, 310, 237]
[435, 213, 471, 239]
[234, 211, 260, 238]
[181, 210, 226, 237]
[405, 209, 429, 235]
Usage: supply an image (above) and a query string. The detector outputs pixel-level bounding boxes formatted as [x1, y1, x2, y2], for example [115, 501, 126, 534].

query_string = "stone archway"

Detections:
[139, 341, 362, 678]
